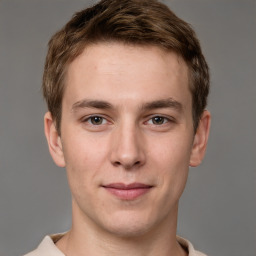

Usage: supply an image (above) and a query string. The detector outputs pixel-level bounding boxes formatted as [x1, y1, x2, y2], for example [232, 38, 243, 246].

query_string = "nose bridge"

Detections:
[110, 118, 145, 169]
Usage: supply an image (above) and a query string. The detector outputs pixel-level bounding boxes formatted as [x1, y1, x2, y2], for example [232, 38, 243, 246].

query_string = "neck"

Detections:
[56, 201, 187, 256]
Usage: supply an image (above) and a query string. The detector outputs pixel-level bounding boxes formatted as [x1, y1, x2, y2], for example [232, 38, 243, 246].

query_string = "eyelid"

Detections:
[80, 113, 176, 127]
[144, 114, 175, 124]
[81, 114, 111, 124]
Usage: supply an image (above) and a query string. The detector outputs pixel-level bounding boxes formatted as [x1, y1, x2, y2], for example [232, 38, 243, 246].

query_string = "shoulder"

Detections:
[177, 236, 208, 256]
[24, 234, 65, 256]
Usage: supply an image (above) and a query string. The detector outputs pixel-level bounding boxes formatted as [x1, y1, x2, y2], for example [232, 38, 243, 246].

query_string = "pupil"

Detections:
[92, 116, 102, 125]
[153, 116, 164, 124]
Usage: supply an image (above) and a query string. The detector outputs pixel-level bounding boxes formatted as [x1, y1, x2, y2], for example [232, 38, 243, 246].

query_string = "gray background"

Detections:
[0, 0, 255, 255]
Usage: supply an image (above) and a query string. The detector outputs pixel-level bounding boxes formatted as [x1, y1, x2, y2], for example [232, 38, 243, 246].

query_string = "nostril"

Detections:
[113, 160, 141, 169]
[135, 161, 140, 166]
[114, 161, 121, 167]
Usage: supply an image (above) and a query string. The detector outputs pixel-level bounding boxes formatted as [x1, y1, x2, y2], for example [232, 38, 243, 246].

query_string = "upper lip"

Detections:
[102, 183, 153, 190]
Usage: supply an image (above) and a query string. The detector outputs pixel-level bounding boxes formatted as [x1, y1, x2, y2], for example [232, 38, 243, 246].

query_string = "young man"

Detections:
[25, 0, 210, 255]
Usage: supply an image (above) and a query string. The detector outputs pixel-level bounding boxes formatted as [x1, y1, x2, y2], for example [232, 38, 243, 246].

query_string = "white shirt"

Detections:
[24, 233, 207, 256]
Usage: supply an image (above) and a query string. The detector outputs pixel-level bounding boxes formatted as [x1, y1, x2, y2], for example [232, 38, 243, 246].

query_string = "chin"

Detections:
[107, 224, 151, 239]
[101, 212, 156, 238]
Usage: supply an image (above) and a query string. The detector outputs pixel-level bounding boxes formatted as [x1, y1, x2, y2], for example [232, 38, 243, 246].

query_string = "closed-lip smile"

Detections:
[102, 183, 153, 200]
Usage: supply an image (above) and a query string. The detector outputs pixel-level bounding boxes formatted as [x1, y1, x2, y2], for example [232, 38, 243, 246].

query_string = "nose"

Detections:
[110, 122, 146, 170]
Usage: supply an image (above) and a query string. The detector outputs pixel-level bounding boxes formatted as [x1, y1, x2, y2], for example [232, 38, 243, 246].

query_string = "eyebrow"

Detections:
[72, 99, 113, 112]
[140, 98, 183, 112]
[71, 98, 183, 112]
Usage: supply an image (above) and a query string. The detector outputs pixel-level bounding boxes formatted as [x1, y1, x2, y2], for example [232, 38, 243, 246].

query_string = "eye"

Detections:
[148, 116, 169, 125]
[87, 116, 107, 125]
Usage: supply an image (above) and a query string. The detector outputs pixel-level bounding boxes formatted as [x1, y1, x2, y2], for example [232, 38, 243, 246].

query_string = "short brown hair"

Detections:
[43, 0, 209, 134]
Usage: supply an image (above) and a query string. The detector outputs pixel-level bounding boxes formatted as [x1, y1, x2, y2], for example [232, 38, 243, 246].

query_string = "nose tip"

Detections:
[110, 127, 145, 170]
[113, 157, 142, 170]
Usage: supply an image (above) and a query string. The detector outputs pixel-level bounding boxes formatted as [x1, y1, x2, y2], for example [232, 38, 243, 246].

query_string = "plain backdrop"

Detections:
[0, 0, 255, 255]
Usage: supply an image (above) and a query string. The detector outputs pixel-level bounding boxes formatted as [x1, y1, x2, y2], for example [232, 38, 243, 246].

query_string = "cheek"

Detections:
[61, 133, 109, 192]
[63, 129, 108, 166]
[150, 135, 192, 194]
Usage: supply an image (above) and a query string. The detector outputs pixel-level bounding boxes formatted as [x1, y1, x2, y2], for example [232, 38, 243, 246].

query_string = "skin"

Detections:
[44, 42, 211, 256]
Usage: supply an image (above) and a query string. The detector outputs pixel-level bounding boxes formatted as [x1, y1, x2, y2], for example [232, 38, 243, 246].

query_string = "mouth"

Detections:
[102, 183, 153, 200]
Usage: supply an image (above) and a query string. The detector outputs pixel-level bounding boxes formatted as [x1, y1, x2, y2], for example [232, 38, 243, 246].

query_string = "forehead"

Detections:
[64, 42, 191, 109]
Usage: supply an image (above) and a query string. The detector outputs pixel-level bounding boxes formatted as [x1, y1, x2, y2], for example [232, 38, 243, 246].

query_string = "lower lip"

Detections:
[104, 187, 152, 200]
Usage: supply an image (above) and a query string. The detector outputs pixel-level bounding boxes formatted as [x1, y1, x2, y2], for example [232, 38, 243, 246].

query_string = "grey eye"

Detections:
[152, 116, 166, 125]
[89, 116, 104, 125]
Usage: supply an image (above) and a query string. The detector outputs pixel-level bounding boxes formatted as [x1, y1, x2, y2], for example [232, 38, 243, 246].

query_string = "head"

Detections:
[43, 0, 209, 135]
[43, 0, 211, 241]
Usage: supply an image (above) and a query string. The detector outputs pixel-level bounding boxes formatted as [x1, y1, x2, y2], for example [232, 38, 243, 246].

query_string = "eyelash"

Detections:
[82, 115, 109, 126]
[145, 115, 173, 125]
[82, 115, 174, 126]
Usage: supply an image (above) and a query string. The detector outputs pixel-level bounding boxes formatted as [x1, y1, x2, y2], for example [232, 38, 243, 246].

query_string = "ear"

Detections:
[44, 112, 66, 167]
[189, 110, 211, 167]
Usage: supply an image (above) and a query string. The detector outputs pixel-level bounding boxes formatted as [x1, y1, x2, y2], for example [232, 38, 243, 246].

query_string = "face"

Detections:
[45, 42, 210, 238]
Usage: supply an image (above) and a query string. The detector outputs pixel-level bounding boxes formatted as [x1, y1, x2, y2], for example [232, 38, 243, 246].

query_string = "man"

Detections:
[25, 0, 211, 255]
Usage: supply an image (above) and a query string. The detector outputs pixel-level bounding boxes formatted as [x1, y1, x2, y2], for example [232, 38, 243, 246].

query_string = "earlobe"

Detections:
[44, 112, 66, 167]
[189, 110, 211, 167]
